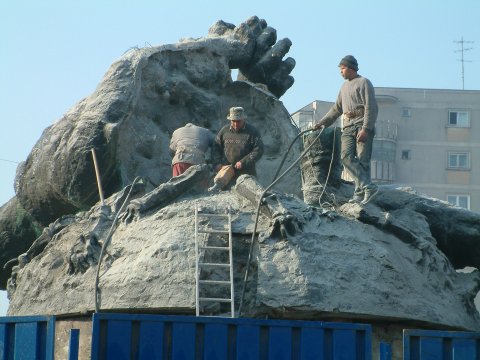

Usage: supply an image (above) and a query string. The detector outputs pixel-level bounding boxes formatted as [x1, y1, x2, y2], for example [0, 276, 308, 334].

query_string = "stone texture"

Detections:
[2, 15, 480, 335]
[6, 175, 480, 332]
[14, 18, 298, 226]
[0, 16, 299, 287]
[0, 197, 42, 286]
[302, 132, 480, 272]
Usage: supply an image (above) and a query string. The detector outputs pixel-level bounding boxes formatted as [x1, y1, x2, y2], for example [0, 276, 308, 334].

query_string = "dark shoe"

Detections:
[361, 188, 379, 204]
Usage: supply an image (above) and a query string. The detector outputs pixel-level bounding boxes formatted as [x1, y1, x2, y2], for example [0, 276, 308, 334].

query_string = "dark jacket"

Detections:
[214, 123, 264, 176]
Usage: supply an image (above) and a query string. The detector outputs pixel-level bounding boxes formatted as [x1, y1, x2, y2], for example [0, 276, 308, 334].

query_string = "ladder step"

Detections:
[197, 229, 230, 234]
[199, 297, 232, 303]
[199, 246, 229, 250]
[199, 262, 230, 267]
[195, 207, 235, 317]
[199, 280, 231, 285]
[197, 213, 230, 219]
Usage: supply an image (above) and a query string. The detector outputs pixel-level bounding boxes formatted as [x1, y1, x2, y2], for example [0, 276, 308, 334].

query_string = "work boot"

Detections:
[361, 187, 379, 204]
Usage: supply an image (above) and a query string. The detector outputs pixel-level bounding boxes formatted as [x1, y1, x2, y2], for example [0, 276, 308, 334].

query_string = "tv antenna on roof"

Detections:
[453, 36, 473, 90]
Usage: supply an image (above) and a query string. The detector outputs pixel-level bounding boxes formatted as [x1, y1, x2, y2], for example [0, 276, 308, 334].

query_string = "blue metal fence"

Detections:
[404, 329, 480, 360]
[0, 316, 55, 360]
[2, 313, 479, 359]
[90, 313, 372, 360]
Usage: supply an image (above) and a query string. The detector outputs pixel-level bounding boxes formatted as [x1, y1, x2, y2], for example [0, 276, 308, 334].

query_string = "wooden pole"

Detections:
[91, 148, 105, 205]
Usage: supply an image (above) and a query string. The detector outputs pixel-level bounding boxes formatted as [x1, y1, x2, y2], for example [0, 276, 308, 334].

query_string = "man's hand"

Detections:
[234, 161, 243, 170]
[356, 128, 369, 143]
[313, 122, 325, 130]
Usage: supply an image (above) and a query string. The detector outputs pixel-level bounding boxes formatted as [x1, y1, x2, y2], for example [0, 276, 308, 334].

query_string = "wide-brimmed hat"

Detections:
[227, 107, 246, 120]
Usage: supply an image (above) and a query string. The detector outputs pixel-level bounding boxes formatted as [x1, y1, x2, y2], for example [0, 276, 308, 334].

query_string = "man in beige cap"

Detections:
[211, 107, 263, 190]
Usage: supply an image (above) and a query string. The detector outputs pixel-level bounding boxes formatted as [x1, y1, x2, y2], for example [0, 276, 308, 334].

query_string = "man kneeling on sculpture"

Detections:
[169, 122, 215, 177]
[210, 106, 264, 192]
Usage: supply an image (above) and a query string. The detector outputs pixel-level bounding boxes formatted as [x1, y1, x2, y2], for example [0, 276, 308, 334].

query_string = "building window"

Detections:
[372, 140, 396, 163]
[401, 108, 411, 118]
[447, 194, 470, 210]
[447, 151, 470, 169]
[298, 111, 314, 131]
[401, 150, 410, 160]
[448, 111, 470, 127]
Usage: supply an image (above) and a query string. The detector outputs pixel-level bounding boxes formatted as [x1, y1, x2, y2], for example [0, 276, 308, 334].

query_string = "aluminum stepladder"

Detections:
[194, 207, 235, 317]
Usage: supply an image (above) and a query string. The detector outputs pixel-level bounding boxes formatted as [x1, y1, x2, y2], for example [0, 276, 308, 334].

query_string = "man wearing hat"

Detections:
[212, 106, 264, 188]
[314, 55, 378, 204]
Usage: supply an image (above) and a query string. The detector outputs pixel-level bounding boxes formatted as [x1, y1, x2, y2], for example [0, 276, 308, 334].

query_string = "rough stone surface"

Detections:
[0, 197, 42, 286]
[0, 17, 299, 287]
[6, 173, 480, 331]
[2, 16, 480, 335]
[302, 132, 480, 272]
[15, 16, 298, 226]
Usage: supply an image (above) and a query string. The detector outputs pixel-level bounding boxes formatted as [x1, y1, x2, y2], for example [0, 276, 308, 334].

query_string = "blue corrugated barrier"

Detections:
[0, 316, 55, 360]
[68, 328, 80, 360]
[90, 313, 372, 360]
[380, 341, 392, 360]
[2, 312, 480, 359]
[404, 329, 480, 360]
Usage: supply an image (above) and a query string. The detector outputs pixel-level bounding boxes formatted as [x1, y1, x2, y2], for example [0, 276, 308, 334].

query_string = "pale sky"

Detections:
[1, 0, 479, 315]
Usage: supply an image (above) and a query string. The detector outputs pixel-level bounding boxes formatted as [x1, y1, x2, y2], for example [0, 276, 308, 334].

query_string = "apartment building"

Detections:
[291, 88, 480, 212]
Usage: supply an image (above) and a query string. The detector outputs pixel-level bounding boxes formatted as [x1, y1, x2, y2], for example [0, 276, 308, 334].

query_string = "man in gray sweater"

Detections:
[314, 55, 378, 204]
[169, 123, 215, 177]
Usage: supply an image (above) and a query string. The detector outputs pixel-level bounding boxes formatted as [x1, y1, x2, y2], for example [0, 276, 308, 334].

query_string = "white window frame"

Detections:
[448, 110, 470, 127]
[447, 151, 470, 170]
[447, 194, 470, 210]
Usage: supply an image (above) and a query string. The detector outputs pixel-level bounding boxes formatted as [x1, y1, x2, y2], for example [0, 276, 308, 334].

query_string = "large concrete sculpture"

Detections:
[2, 17, 480, 340]
[0, 16, 299, 286]
[6, 170, 480, 333]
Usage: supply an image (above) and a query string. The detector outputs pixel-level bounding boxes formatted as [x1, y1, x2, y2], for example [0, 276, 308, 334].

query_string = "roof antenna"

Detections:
[453, 36, 474, 90]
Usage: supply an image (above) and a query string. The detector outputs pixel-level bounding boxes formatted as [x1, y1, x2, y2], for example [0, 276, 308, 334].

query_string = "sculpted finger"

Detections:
[208, 20, 235, 36]
[255, 26, 277, 56]
[268, 38, 293, 62]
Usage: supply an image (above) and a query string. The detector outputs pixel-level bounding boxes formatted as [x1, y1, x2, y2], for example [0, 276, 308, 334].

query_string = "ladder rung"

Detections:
[197, 213, 230, 218]
[199, 262, 230, 267]
[199, 246, 229, 250]
[195, 207, 234, 317]
[199, 280, 231, 285]
[199, 297, 232, 303]
[197, 229, 229, 234]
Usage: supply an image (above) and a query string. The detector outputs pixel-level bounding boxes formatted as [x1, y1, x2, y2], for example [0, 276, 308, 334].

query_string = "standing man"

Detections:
[169, 123, 215, 177]
[314, 55, 378, 204]
[212, 106, 264, 188]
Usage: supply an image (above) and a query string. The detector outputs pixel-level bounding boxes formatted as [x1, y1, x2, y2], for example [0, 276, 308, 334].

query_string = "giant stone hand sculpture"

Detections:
[207, 17, 295, 97]
[0, 16, 299, 288]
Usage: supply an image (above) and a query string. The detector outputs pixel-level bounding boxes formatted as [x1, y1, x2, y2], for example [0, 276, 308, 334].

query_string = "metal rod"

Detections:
[91, 148, 105, 205]
[228, 208, 235, 318]
[195, 207, 200, 316]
